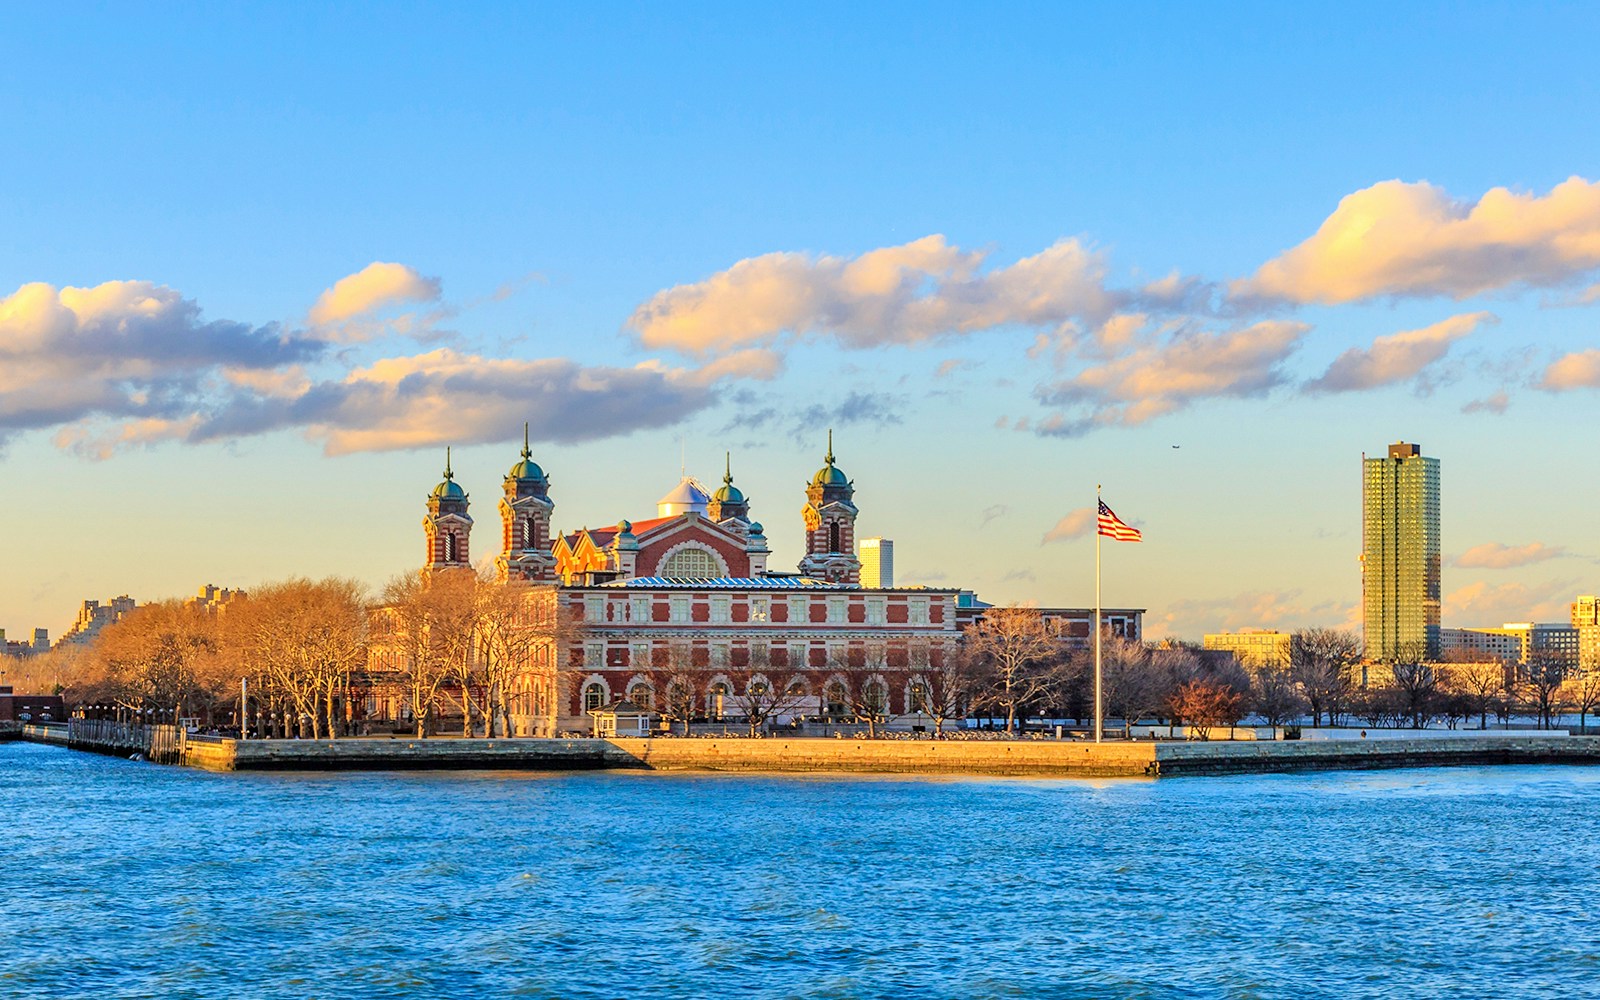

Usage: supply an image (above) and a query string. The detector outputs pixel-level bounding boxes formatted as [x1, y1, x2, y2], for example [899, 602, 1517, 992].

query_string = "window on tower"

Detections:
[828, 522, 841, 553]
[444, 533, 457, 563]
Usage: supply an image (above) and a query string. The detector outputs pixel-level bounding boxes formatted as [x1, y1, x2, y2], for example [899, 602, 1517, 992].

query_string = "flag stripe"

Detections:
[1098, 499, 1142, 542]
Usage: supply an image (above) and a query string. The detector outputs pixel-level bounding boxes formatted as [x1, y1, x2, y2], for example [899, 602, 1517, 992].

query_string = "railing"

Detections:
[66, 720, 185, 764]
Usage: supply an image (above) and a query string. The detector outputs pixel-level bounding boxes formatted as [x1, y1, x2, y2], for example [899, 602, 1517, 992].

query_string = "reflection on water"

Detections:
[3, 743, 1599, 999]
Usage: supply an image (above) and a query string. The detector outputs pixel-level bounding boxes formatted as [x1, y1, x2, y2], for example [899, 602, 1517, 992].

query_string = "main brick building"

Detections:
[404, 430, 1141, 735]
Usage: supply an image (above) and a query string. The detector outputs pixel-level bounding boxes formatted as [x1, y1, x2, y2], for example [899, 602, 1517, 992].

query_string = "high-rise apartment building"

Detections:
[1362, 442, 1440, 661]
[1573, 596, 1599, 675]
[859, 537, 894, 588]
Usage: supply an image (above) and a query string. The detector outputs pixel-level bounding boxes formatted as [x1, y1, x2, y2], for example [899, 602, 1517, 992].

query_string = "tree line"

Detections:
[7, 571, 579, 739]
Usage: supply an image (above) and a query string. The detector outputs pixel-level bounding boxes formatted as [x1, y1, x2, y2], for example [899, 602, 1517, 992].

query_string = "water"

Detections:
[3, 744, 1598, 999]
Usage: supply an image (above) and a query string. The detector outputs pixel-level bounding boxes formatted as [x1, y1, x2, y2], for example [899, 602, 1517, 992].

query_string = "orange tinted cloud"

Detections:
[629, 235, 1126, 355]
[1304, 312, 1494, 393]
[1540, 349, 1600, 390]
[1454, 541, 1567, 569]
[1041, 507, 1095, 544]
[1035, 320, 1308, 434]
[308, 262, 441, 325]
[1234, 177, 1600, 305]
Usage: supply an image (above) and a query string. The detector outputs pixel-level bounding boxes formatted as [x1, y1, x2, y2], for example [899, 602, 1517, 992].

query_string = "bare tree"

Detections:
[378, 572, 475, 738]
[228, 578, 368, 739]
[1099, 638, 1161, 737]
[477, 580, 564, 737]
[1562, 670, 1600, 736]
[1384, 644, 1440, 729]
[652, 645, 700, 737]
[91, 600, 223, 722]
[1249, 665, 1308, 729]
[1442, 654, 1512, 730]
[1290, 628, 1361, 726]
[1168, 679, 1244, 740]
[966, 606, 1060, 733]
[728, 648, 808, 737]
[911, 652, 983, 738]
[1520, 651, 1569, 730]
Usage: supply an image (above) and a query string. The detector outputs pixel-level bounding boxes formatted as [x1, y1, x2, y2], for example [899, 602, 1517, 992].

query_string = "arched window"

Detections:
[707, 682, 730, 720]
[627, 682, 655, 712]
[908, 678, 930, 715]
[444, 533, 458, 563]
[825, 681, 849, 718]
[662, 546, 719, 579]
[863, 679, 889, 716]
[583, 682, 606, 713]
[522, 517, 537, 549]
[828, 521, 841, 553]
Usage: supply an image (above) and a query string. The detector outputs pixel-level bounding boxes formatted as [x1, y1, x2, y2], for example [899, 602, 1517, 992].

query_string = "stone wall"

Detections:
[202, 736, 1159, 776]
[1151, 735, 1600, 776]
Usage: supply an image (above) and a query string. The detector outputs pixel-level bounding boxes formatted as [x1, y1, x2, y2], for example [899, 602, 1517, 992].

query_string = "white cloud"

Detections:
[1304, 312, 1495, 393]
[1233, 176, 1600, 305]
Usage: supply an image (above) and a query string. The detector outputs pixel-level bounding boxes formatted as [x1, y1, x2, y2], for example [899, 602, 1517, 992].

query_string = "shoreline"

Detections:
[9, 723, 1600, 778]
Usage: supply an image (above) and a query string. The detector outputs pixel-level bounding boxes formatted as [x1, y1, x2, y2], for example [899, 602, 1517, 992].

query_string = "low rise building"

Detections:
[1203, 629, 1291, 669]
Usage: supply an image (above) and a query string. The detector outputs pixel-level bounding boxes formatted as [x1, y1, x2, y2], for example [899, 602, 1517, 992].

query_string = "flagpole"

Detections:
[1094, 484, 1103, 744]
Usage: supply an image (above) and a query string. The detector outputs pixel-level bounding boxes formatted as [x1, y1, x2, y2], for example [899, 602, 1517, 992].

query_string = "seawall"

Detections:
[184, 733, 1600, 778]
[17, 727, 1600, 778]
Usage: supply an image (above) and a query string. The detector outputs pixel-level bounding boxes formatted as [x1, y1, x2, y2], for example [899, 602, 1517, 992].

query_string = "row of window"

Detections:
[581, 593, 933, 625]
[584, 641, 938, 670]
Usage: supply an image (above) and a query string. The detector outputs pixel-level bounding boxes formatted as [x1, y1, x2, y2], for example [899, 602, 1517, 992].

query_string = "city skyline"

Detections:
[3, 5, 1599, 637]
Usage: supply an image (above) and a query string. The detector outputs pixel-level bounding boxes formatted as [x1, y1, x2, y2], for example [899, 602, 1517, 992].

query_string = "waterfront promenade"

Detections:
[10, 722, 1600, 777]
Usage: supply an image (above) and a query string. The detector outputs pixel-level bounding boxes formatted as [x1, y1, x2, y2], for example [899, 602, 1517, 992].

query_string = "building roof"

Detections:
[657, 478, 710, 507]
[560, 516, 679, 549]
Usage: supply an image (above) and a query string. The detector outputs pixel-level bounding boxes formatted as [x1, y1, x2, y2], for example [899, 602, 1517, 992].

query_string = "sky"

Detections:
[2, 2, 1598, 640]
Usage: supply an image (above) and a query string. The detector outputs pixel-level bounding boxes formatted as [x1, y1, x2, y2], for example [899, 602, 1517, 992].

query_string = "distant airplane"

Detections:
[1171, 445, 1181, 449]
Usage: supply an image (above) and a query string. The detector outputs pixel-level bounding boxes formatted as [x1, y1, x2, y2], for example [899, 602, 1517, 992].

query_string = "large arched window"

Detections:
[583, 682, 606, 712]
[862, 678, 889, 716]
[444, 533, 458, 563]
[824, 680, 849, 719]
[828, 521, 841, 553]
[662, 546, 718, 579]
[627, 681, 655, 712]
[707, 681, 730, 720]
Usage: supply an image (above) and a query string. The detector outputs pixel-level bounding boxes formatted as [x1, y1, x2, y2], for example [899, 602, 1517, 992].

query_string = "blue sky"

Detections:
[2, 2, 1598, 639]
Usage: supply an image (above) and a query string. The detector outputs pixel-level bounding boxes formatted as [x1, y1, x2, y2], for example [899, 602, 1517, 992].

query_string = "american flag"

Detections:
[1098, 499, 1142, 542]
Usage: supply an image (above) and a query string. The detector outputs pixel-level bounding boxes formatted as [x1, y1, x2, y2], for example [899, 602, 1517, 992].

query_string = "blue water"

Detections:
[3, 744, 1598, 999]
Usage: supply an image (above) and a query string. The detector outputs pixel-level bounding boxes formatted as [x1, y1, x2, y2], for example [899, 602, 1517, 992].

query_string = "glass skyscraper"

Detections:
[1362, 442, 1441, 661]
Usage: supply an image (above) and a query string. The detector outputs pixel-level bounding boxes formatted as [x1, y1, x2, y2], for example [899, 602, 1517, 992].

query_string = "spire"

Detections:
[825, 428, 835, 466]
[724, 451, 733, 486]
[521, 422, 531, 460]
[444, 446, 453, 480]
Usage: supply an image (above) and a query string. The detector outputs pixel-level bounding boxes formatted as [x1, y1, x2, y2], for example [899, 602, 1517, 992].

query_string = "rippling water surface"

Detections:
[4, 744, 1599, 999]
